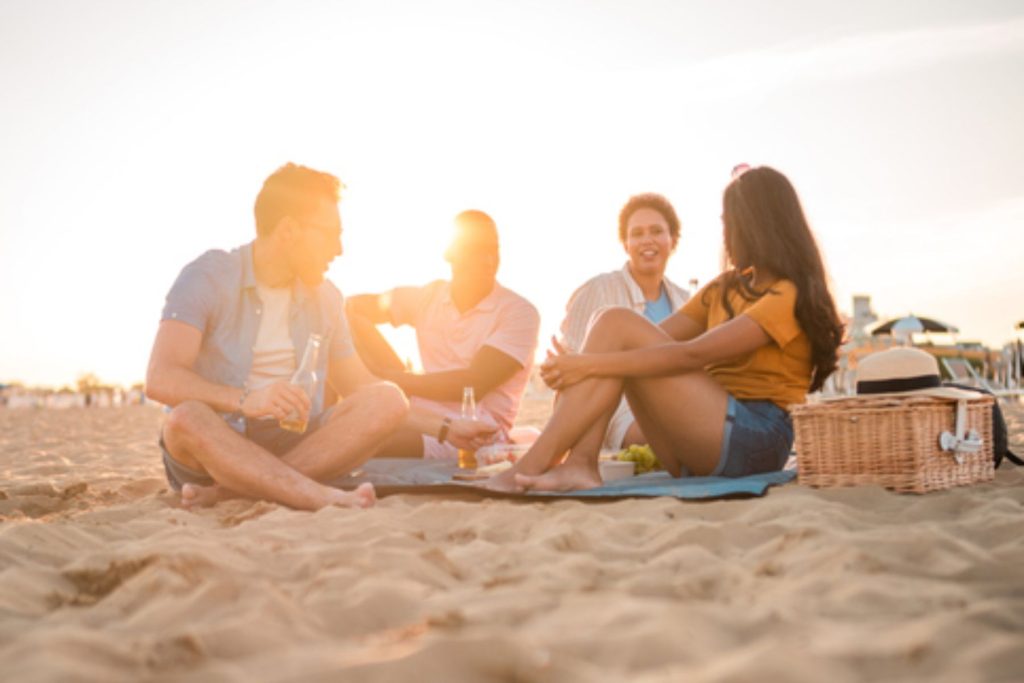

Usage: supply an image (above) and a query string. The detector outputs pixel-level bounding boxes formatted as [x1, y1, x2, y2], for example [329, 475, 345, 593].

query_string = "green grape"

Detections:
[616, 444, 661, 474]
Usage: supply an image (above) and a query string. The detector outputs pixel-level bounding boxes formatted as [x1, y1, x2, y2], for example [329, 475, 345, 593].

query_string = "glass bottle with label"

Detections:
[457, 386, 478, 469]
[280, 333, 322, 433]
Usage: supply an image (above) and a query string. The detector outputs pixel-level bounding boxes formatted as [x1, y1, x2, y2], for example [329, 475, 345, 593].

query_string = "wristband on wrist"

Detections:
[437, 416, 452, 444]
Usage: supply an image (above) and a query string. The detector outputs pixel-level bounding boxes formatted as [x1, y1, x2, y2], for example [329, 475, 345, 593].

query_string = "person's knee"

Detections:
[164, 400, 215, 440]
[585, 307, 644, 349]
[361, 382, 409, 427]
[593, 306, 640, 330]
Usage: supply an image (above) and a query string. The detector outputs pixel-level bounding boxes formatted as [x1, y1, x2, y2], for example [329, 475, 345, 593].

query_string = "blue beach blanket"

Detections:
[330, 458, 796, 501]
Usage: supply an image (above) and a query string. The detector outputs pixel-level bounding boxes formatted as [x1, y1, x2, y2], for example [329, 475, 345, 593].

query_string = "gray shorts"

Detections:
[712, 396, 793, 477]
[159, 409, 334, 491]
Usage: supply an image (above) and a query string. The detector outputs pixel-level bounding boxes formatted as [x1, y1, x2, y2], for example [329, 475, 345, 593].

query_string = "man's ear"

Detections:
[274, 215, 300, 243]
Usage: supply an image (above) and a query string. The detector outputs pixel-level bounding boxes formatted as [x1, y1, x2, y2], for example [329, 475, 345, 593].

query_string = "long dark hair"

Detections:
[716, 166, 843, 392]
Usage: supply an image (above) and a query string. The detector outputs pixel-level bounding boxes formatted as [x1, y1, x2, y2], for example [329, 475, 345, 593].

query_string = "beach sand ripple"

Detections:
[1, 403, 1022, 681]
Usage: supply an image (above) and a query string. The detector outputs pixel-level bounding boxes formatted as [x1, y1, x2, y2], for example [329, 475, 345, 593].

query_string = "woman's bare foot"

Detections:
[326, 482, 376, 509]
[181, 483, 238, 508]
[481, 467, 524, 493]
[515, 463, 602, 492]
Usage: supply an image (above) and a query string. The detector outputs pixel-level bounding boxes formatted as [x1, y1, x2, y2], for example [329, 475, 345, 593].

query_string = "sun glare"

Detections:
[1, 3, 1023, 387]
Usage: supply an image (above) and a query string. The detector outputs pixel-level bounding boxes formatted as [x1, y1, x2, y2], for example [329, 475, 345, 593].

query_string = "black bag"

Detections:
[944, 383, 1022, 468]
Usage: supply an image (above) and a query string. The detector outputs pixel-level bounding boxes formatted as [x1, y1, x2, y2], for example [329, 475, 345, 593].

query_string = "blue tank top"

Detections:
[643, 286, 673, 323]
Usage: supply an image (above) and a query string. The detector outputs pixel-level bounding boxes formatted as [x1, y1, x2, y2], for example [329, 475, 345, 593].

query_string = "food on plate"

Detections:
[615, 444, 660, 474]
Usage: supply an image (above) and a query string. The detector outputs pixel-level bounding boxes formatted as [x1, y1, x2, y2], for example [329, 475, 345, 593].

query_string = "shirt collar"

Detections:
[241, 240, 310, 305]
[620, 262, 647, 305]
[441, 281, 501, 314]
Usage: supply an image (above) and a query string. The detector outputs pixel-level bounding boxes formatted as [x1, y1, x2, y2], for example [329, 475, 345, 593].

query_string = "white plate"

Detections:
[599, 459, 635, 482]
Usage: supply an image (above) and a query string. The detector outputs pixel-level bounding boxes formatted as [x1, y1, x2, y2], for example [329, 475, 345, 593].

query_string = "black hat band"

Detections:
[857, 374, 941, 395]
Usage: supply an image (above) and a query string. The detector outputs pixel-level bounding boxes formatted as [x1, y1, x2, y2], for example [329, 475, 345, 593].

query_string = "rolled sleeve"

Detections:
[744, 280, 800, 348]
[160, 252, 221, 332]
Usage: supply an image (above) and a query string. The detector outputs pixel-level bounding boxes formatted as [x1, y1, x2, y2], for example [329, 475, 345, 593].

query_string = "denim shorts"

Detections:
[711, 396, 793, 478]
[159, 408, 334, 491]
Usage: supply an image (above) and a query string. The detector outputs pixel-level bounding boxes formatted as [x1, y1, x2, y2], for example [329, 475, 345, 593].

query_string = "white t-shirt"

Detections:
[247, 284, 296, 391]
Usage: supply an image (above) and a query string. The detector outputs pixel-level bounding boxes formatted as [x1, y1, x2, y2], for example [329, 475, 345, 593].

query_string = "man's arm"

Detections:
[345, 294, 406, 375]
[327, 349, 501, 448]
[382, 345, 524, 402]
[405, 403, 501, 449]
[146, 320, 309, 420]
[326, 350, 383, 398]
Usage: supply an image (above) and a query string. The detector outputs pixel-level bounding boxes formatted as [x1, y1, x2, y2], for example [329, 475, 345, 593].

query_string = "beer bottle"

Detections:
[280, 333, 323, 433]
[457, 386, 477, 469]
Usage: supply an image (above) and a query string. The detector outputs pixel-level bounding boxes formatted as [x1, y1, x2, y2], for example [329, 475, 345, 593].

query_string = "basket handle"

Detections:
[938, 399, 983, 464]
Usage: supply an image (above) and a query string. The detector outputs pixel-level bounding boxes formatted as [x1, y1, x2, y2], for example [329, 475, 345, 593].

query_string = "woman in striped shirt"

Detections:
[556, 193, 690, 452]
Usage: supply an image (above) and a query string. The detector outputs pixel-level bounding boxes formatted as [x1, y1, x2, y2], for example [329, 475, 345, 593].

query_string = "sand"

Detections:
[1, 399, 1022, 682]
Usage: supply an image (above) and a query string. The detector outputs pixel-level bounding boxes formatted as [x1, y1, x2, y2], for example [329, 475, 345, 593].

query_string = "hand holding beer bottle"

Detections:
[279, 334, 323, 433]
[453, 387, 503, 468]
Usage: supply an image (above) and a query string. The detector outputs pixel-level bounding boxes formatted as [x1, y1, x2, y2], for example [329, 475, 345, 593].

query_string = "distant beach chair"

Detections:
[941, 357, 980, 384]
[941, 357, 1018, 397]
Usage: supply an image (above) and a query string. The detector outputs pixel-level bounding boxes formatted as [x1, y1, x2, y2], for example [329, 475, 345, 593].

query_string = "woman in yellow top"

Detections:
[489, 166, 843, 492]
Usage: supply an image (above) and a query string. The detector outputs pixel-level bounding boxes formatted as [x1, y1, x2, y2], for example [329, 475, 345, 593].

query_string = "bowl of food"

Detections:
[598, 458, 636, 482]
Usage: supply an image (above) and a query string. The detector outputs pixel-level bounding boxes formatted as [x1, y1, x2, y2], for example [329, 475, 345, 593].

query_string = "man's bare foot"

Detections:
[514, 463, 602, 492]
[181, 483, 238, 508]
[326, 482, 376, 509]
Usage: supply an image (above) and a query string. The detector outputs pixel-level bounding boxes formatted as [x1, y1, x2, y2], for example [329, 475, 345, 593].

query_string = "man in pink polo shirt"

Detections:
[346, 210, 540, 459]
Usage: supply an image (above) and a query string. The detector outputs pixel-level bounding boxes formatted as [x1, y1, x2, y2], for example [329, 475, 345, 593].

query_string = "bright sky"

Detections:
[2, 0, 1023, 387]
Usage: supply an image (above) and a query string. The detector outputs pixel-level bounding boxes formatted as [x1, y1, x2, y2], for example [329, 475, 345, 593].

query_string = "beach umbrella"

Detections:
[870, 314, 959, 336]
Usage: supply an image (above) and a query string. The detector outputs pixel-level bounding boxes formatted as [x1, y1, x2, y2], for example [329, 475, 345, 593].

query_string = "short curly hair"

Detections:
[617, 193, 681, 244]
[253, 163, 343, 237]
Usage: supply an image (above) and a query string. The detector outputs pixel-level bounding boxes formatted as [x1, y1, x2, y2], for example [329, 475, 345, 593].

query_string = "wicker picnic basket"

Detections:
[792, 395, 995, 493]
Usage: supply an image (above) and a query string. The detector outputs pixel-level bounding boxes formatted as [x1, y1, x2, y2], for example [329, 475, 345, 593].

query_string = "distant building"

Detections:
[849, 295, 878, 345]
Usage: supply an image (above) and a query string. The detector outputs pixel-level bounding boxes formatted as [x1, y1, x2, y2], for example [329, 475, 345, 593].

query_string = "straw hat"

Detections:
[855, 348, 979, 400]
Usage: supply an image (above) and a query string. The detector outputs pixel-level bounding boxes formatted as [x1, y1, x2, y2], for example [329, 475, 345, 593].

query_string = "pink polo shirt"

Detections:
[389, 280, 540, 435]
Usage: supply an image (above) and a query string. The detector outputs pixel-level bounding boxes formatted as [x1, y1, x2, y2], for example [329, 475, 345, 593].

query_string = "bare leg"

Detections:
[514, 408, 609, 491]
[484, 375, 622, 492]
[486, 309, 655, 492]
[279, 383, 409, 479]
[623, 372, 728, 477]
[489, 308, 729, 491]
[371, 426, 425, 458]
[163, 383, 407, 510]
[620, 421, 646, 448]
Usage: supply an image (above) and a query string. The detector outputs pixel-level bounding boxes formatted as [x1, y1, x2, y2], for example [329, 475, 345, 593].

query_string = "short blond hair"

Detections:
[253, 163, 342, 237]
